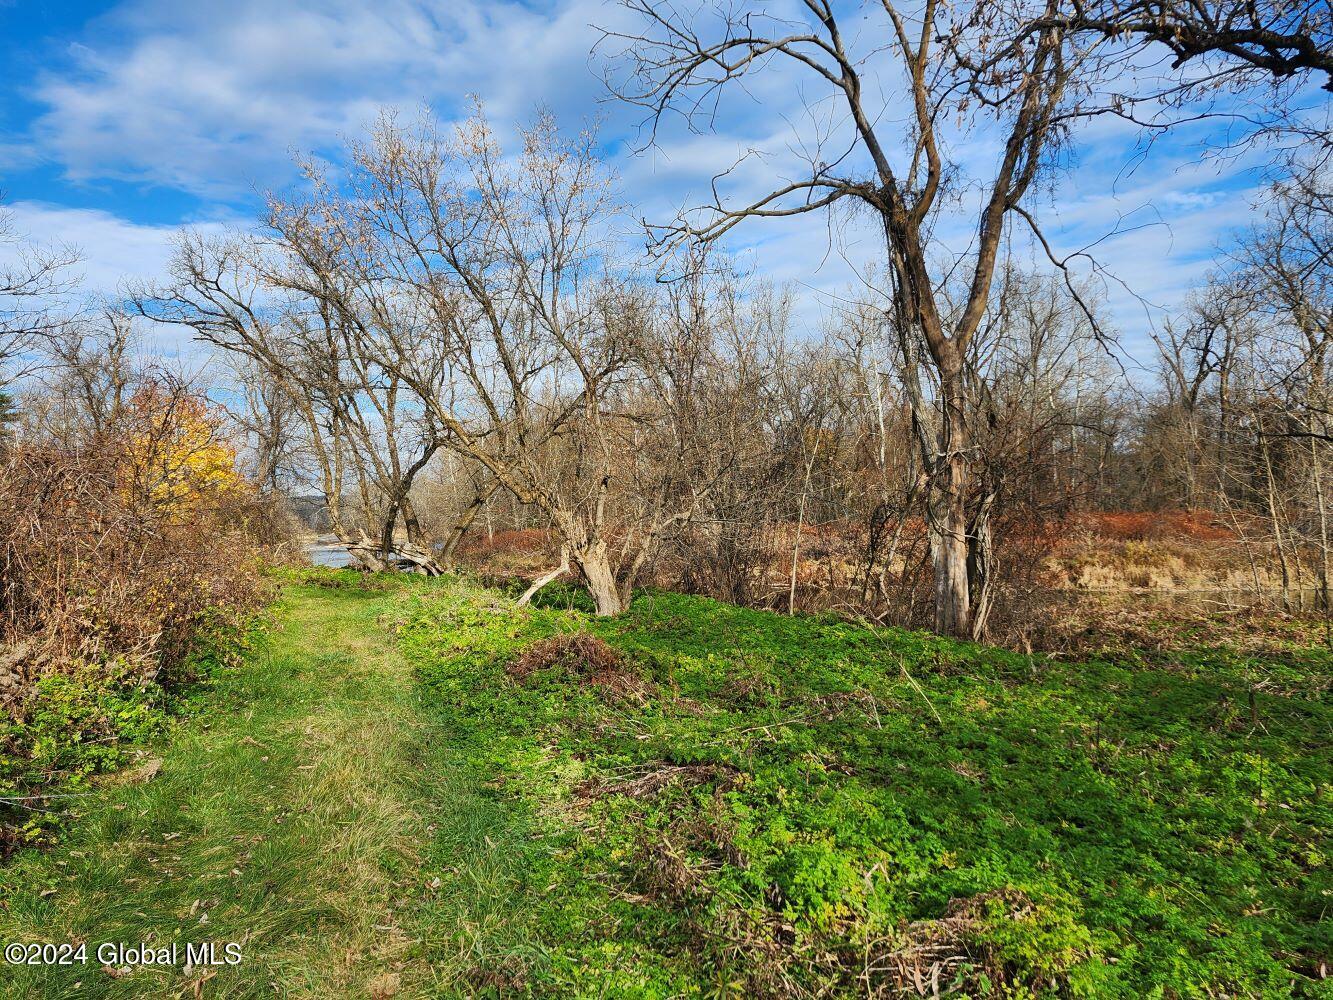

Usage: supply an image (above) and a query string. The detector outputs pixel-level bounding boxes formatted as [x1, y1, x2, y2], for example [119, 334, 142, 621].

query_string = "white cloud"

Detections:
[26, 0, 617, 197]
[1, 200, 227, 293]
[9, 0, 1288, 371]
[0, 201, 238, 367]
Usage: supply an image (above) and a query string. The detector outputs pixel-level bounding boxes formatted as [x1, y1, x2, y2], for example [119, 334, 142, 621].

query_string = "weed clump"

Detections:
[507, 632, 654, 702]
[872, 889, 1093, 998]
[578, 761, 741, 801]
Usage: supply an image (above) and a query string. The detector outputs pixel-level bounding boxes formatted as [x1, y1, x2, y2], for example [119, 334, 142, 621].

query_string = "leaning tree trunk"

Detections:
[437, 479, 499, 568]
[378, 508, 398, 564]
[517, 548, 570, 606]
[573, 540, 623, 616]
[402, 496, 425, 548]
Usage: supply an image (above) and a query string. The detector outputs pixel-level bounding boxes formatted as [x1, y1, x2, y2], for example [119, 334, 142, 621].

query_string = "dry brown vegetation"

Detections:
[0, 391, 276, 705]
[0, 374, 286, 846]
[507, 632, 655, 703]
[452, 508, 1317, 655]
[0, 450, 256, 713]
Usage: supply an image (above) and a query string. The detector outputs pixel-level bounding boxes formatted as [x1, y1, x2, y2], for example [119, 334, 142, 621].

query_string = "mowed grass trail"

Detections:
[0, 576, 528, 999]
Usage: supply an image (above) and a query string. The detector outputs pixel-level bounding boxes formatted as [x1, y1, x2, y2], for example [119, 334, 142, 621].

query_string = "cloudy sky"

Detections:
[0, 0, 1318, 372]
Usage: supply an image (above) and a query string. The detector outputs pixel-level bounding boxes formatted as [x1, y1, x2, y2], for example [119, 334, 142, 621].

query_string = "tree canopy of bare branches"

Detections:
[0, 205, 80, 388]
[602, 0, 1090, 636]
[1019, 0, 1333, 91]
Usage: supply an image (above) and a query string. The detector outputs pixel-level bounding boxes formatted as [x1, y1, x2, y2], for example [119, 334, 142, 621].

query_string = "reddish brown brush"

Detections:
[0, 396, 275, 718]
[507, 632, 623, 679]
[1072, 510, 1236, 542]
[458, 528, 551, 560]
[507, 633, 654, 701]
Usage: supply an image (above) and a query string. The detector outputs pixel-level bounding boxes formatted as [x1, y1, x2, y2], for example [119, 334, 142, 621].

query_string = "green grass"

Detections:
[1, 572, 1329, 998]
[0, 572, 531, 998]
[397, 581, 1332, 998]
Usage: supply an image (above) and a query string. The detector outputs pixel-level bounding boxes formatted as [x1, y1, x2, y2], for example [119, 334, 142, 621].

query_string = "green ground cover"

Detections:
[397, 580, 1331, 998]
[0, 571, 1327, 998]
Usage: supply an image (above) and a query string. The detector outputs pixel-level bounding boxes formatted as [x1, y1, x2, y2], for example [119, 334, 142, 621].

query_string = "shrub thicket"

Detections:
[0, 384, 276, 848]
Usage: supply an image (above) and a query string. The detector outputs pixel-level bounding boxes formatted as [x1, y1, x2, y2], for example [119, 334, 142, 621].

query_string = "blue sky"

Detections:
[0, 0, 1317, 371]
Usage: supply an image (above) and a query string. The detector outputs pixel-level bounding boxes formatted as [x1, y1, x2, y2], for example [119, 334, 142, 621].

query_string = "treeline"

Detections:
[1134, 168, 1333, 611]
[104, 108, 1327, 638]
[3, 0, 1328, 643]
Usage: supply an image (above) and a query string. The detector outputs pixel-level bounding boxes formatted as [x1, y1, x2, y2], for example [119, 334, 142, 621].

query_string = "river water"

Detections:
[306, 536, 354, 569]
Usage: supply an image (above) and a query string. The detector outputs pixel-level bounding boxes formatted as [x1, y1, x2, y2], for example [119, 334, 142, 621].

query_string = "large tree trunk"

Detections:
[931, 514, 970, 637]
[347, 530, 393, 573]
[573, 540, 623, 616]
[932, 376, 972, 638]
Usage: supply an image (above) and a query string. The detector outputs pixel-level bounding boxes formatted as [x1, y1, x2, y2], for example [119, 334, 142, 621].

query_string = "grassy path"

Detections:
[0, 578, 514, 999]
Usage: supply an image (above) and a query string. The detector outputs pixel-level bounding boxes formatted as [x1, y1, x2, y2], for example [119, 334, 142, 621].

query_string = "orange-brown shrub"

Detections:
[1071, 510, 1235, 542]
[0, 394, 273, 717]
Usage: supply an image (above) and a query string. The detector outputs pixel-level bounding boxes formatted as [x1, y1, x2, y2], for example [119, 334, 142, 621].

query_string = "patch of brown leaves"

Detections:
[506, 633, 655, 702]
[466, 955, 529, 993]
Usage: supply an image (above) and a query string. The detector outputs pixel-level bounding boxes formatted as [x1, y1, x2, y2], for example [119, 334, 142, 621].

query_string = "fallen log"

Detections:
[516, 550, 570, 606]
[344, 534, 446, 576]
[393, 541, 447, 577]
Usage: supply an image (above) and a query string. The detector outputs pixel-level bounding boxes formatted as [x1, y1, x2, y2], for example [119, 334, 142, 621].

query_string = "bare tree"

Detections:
[1236, 164, 1333, 608]
[602, 0, 1082, 636]
[32, 307, 139, 438]
[665, 280, 795, 607]
[275, 109, 647, 608]
[1020, 0, 1332, 91]
[141, 234, 443, 572]
[0, 204, 80, 388]
[178, 109, 747, 612]
[221, 354, 301, 495]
